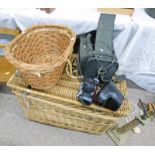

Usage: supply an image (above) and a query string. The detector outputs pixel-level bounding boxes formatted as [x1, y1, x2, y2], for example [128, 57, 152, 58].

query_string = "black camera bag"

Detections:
[78, 14, 119, 82]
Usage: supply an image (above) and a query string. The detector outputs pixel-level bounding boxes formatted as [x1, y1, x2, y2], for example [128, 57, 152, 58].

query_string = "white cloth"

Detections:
[0, 8, 131, 56]
[0, 9, 18, 55]
[0, 8, 132, 43]
[114, 8, 155, 92]
[0, 9, 18, 29]
[13, 9, 131, 34]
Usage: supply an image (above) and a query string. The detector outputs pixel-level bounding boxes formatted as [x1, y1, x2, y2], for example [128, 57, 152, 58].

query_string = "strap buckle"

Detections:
[97, 67, 106, 79]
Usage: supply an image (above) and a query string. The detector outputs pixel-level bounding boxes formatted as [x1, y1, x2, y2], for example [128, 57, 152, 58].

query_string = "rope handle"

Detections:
[65, 59, 78, 79]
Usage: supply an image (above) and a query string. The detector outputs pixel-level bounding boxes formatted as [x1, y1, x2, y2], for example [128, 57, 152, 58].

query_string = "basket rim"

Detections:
[5, 24, 76, 73]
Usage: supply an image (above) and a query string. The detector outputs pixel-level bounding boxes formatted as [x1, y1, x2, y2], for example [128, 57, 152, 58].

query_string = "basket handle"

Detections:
[65, 59, 78, 79]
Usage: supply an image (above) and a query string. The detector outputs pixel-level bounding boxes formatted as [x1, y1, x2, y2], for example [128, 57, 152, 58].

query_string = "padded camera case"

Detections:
[78, 14, 119, 82]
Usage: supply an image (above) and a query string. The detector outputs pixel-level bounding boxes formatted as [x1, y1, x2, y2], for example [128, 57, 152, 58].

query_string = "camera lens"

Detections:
[77, 78, 99, 105]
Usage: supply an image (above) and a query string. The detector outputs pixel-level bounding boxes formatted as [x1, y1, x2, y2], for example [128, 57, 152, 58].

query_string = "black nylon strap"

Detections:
[79, 34, 94, 74]
[78, 14, 118, 81]
[95, 14, 116, 58]
[79, 36, 87, 65]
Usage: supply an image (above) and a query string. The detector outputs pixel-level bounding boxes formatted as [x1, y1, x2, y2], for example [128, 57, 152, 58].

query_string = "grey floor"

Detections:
[0, 80, 155, 146]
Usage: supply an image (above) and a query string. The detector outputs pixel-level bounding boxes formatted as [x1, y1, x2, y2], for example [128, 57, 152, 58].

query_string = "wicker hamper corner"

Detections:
[7, 70, 131, 135]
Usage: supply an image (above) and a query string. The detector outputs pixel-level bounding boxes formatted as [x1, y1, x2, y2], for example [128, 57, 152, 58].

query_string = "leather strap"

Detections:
[79, 34, 94, 73]
[78, 14, 118, 80]
[95, 14, 116, 58]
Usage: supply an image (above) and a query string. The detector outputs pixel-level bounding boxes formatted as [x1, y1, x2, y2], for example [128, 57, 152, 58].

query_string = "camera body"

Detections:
[77, 78, 124, 111]
[94, 81, 124, 111]
[77, 78, 99, 105]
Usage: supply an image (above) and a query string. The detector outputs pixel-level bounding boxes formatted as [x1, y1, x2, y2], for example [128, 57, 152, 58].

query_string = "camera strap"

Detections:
[95, 14, 116, 58]
[78, 14, 118, 82]
[77, 14, 124, 108]
[94, 14, 118, 81]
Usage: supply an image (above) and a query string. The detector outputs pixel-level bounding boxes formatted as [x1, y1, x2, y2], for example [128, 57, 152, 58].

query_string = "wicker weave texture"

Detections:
[15, 92, 118, 134]
[7, 72, 131, 134]
[8, 73, 131, 117]
[5, 25, 76, 90]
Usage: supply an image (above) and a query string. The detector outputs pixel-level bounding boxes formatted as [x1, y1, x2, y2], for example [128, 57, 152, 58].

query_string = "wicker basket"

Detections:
[7, 71, 131, 134]
[5, 24, 76, 90]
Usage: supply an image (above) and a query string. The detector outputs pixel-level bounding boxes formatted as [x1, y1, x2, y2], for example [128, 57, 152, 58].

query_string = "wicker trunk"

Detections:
[7, 72, 131, 135]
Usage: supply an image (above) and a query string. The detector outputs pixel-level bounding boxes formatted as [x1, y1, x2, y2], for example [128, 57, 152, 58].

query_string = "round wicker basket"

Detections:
[5, 24, 76, 90]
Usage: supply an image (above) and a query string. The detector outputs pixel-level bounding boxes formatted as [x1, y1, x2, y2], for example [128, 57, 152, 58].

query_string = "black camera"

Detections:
[94, 81, 124, 111]
[77, 78, 99, 105]
[77, 78, 124, 111]
[77, 14, 124, 111]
